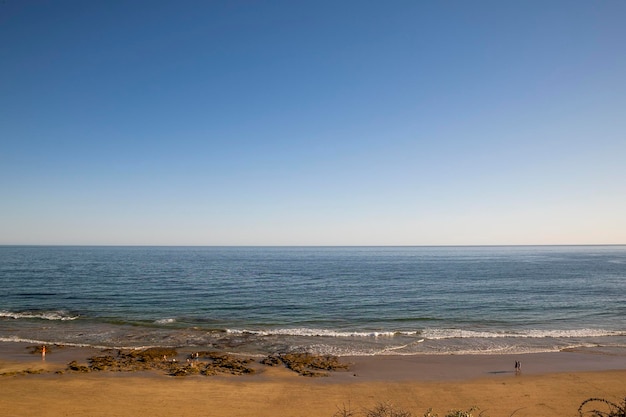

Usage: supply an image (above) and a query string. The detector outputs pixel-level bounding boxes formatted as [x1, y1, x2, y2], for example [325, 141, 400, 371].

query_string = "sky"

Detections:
[1, 0, 625, 246]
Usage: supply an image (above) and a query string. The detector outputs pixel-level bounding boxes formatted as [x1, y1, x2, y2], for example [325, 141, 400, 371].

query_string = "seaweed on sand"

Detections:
[579, 397, 626, 417]
[197, 352, 256, 376]
[263, 352, 349, 377]
[66, 348, 179, 373]
[0, 368, 48, 377]
[61, 348, 347, 377]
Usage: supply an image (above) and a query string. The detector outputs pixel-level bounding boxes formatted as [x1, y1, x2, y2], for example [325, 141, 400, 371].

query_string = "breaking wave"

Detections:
[421, 328, 625, 339]
[0, 310, 79, 321]
[154, 318, 176, 324]
[225, 327, 624, 340]
[226, 328, 417, 338]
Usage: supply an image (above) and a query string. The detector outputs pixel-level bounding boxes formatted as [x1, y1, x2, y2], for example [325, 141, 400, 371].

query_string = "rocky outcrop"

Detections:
[262, 352, 348, 377]
[6, 346, 349, 378]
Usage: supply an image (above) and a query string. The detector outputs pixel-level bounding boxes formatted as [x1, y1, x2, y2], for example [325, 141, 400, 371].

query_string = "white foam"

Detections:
[0, 336, 49, 345]
[154, 318, 176, 324]
[421, 328, 624, 340]
[0, 310, 79, 321]
[226, 328, 417, 338]
[0, 335, 165, 351]
[224, 327, 624, 340]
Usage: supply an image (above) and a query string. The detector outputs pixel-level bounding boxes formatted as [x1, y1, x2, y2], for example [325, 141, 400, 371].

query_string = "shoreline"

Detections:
[1, 341, 625, 381]
[1, 343, 625, 417]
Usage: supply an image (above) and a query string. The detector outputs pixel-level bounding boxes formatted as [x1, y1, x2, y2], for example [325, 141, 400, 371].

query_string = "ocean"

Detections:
[1, 245, 624, 356]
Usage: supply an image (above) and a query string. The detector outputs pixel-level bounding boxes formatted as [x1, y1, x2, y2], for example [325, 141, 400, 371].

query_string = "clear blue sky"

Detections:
[1, 0, 625, 245]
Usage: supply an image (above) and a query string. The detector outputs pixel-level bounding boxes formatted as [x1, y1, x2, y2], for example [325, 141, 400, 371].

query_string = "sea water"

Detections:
[1, 246, 624, 356]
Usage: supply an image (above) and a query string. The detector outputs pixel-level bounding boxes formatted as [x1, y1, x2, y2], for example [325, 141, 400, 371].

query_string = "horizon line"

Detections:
[1, 243, 624, 248]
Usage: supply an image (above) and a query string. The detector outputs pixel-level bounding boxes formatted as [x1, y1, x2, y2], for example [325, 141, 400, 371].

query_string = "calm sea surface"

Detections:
[1, 246, 624, 356]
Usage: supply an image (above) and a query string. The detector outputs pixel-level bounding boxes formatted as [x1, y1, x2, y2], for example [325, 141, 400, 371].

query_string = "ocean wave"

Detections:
[224, 327, 624, 340]
[0, 310, 79, 321]
[0, 336, 50, 345]
[0, 335, 97, 348]
[421, 328, 625, 340]
[226, 328, 419, 338]
[154, 318, 176, 324]
[0, 335, 162, 351]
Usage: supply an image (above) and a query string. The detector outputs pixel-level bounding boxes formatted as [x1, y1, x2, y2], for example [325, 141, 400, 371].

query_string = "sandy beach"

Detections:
[1, 344, 624, 417]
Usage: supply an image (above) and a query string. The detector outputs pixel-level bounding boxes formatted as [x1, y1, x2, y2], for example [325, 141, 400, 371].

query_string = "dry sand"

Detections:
[0, 344, 624, 417]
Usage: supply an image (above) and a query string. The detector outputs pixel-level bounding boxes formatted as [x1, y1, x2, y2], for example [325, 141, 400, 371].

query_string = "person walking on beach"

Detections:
[41, 345, 46, 360]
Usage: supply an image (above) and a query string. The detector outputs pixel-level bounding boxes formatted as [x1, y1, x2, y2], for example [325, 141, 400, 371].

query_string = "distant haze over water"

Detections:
[1, 246, 624, 356]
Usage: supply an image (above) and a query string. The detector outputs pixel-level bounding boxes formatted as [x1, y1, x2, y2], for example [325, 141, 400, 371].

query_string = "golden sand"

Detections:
[0, 347, 624, 417]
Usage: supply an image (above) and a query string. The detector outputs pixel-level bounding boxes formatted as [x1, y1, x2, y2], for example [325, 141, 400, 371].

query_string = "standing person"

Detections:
[41, 345, 46, 360]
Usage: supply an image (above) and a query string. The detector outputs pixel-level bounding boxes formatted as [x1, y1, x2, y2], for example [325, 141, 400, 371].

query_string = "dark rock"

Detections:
[67, 361, 91, 373]
[274, 352, 348, 377]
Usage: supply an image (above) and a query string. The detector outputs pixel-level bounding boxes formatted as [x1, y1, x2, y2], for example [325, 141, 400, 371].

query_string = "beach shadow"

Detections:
[487, 370, 516, 374]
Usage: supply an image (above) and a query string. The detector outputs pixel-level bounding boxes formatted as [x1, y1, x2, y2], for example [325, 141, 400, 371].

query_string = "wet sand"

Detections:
[1, 343, 624, 417]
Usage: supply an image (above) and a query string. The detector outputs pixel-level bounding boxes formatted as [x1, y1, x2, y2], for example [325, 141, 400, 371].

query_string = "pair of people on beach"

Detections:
[514, 360, 521, 373]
